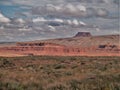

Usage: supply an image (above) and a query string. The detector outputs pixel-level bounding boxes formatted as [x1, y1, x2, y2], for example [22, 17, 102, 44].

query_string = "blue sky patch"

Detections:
[0, 4, 29, 18]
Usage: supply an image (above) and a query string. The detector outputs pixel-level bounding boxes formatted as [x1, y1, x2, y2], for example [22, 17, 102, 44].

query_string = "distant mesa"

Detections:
[74, 32, 92, 37]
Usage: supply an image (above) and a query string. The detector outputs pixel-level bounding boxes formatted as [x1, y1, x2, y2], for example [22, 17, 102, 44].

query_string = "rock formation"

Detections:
[74, 32, 92, 37]
[0, 33, 119, 57]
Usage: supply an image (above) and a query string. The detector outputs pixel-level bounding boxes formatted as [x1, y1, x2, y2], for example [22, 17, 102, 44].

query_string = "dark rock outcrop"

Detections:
[74, 32, 92, 37]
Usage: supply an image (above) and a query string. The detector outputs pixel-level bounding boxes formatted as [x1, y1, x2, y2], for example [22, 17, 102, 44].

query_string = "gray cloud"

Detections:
[10, 0, 118, 6]
[31, 3, 113, 19]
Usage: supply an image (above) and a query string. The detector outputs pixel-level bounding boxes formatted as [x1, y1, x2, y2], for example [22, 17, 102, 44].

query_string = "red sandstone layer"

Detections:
[0, 44, 119, 57]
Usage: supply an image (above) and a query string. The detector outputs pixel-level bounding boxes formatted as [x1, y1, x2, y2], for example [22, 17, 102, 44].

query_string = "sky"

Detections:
[0, 0, 119, 42]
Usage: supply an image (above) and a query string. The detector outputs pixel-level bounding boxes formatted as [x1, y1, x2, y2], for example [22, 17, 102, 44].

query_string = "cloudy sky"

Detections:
[0, 0, 119, 42]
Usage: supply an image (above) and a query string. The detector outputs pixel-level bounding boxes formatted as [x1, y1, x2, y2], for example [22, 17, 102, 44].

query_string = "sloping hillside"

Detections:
[36, 34, 120, 48]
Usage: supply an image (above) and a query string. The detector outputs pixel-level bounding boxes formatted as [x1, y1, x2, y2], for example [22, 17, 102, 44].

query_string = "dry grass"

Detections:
[0, 56, 120, 90]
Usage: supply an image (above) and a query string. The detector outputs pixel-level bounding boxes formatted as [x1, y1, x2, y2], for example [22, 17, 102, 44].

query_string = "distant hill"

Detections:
[0, 32, 119, 57]
[0, 42, 15, 47]
[34, 33, 120, 48]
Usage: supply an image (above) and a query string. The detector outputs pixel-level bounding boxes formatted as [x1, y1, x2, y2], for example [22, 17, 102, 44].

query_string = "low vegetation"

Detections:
[0, 56, 120, 90]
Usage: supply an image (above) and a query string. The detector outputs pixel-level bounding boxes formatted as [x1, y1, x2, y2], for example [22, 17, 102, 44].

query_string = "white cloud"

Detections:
[95, 28, 101, 32]
[32, 17, 86, 27]
[32, 3, 112, 18]
[5, 36, 14, 40]
[72, 19, 79, 26]
[66, 19, 86, 26]
[11, 0, 66, 6]
[0, 26, 4, 29]
[0, 12, 10, 23]
[76, 5, 87, 12]
[32, 17, 64, 24]
[64, 4, 78, 13]
[0, 1, 13, 5]
[96, 8, 108, 17]
[10, 0, 116, 6]
[32, 17, 47, 23]
[48, 25, 56, 32]
[32, 3, 87, 17]
[14, 18, 26, 24]
[32, 16, 88, 29]
[79, 21, 86, 26]
[53, 18, 64, 23]
[67, 20, 72, 25]
[18, 26, 32, 31]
